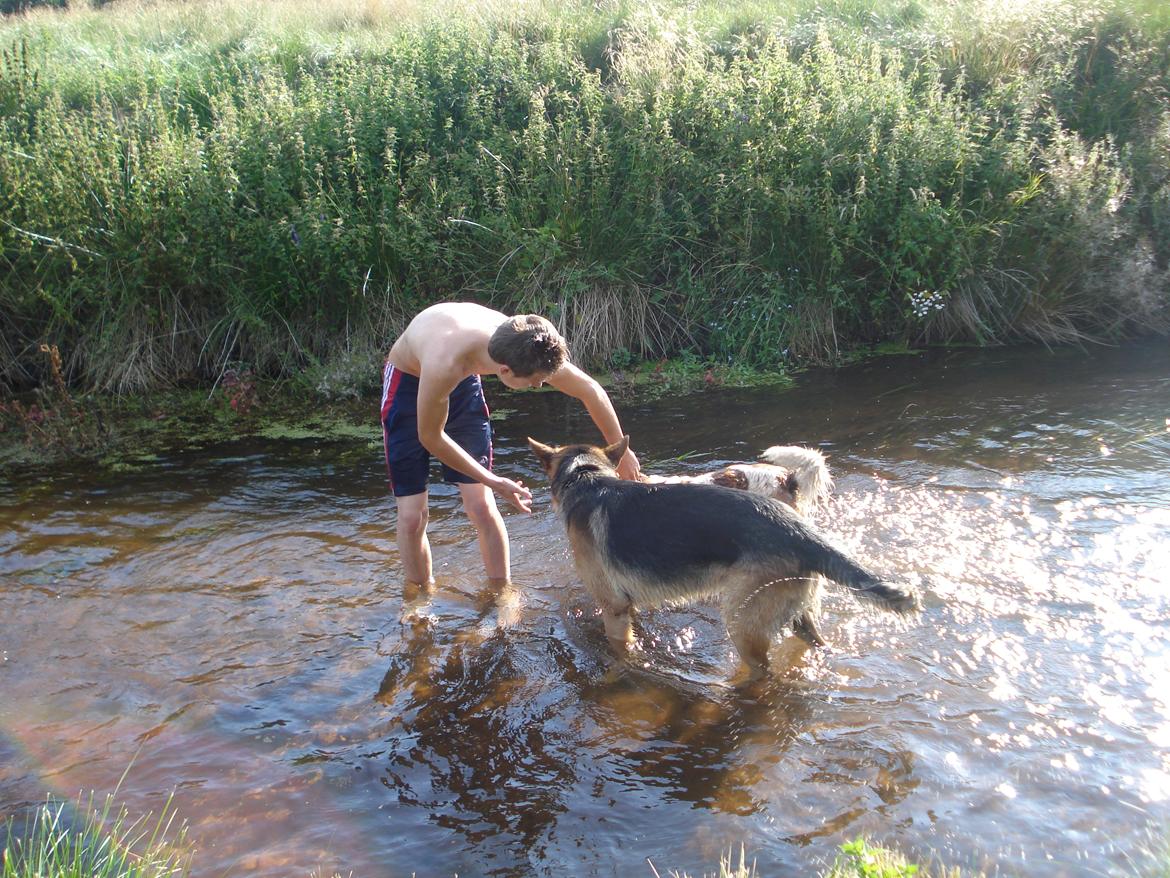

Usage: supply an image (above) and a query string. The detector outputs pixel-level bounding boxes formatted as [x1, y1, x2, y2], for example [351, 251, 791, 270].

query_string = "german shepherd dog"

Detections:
[641, 445, 831, 517]
[528, 436, 920, 678]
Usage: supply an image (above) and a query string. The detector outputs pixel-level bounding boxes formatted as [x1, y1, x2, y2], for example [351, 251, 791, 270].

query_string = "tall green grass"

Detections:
[1, 0, 1167, 393]
[2, 791, 190, 878]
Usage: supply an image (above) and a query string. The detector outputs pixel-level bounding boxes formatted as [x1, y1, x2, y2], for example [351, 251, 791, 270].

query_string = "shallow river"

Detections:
[2, 341, 1169, 877]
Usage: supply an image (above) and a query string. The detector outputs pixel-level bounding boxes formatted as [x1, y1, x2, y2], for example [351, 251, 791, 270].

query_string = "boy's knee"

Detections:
[396, 505, 429, 538]
[462, 494, 500, 528]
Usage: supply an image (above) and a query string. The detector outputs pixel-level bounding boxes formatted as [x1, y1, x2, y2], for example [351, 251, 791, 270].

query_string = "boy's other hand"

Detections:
[492, 476, 533, 513]
[617, 448, 642, 481]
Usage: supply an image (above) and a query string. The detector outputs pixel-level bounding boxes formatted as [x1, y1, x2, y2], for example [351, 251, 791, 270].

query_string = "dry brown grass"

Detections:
[511, 278, 696, 367]
[780, 295, 841, 363]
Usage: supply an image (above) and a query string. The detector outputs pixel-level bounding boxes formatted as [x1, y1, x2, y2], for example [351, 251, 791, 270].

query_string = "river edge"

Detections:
[3, 334, 1164, 478]
[0, 350, 807, 476]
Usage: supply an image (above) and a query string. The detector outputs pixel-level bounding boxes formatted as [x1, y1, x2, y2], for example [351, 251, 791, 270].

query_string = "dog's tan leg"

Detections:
[724, 566, 816, 678]
[730, 630, 772, 679]
[792, 611, 827, 648]
[600, 603, 635, 652]
[791, 576, 825, 647]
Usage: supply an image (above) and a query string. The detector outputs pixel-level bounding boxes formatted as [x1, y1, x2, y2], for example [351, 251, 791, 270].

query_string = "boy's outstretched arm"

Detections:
[546, 363, 642, 480]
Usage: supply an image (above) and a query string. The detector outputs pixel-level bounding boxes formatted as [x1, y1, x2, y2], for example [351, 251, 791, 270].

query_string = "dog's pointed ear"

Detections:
[527, 437, 556, 472]
[602, 435, 630, 467]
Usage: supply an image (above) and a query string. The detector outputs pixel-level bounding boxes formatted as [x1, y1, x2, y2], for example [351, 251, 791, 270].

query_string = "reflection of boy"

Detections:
[382, 302, 641, 585]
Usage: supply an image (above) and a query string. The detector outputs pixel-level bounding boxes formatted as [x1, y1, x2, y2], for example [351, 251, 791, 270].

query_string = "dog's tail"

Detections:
[815, 545, 921, 615]
[759, 445, 832, 513]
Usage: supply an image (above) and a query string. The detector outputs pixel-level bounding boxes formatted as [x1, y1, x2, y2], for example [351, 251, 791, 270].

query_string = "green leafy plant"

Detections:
[830, 839, 920, 878]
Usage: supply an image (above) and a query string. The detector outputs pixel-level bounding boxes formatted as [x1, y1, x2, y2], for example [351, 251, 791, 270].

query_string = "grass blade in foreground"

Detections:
[2, 791, 191, 878]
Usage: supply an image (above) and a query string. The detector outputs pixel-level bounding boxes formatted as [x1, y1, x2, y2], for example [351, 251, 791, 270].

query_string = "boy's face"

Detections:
[498, 366, 552, 390]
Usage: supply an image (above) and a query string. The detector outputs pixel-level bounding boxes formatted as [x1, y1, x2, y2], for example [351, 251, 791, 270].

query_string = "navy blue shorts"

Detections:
[380, 363, 493, 497]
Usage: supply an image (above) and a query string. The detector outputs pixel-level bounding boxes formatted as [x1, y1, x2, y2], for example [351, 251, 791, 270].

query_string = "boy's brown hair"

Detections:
[488, 315, 569, 377]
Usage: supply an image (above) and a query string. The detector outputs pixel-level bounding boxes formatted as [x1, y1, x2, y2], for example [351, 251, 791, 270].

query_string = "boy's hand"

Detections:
[491, 476, 533, 513]
[616, 448, 642, 481]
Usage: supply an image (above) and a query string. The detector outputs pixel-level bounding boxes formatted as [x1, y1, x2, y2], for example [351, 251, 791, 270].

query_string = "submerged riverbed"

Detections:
[2, 341, 1169, 876]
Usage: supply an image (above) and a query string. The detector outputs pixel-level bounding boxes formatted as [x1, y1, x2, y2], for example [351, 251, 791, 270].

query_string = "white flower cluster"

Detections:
[907, 289, 949, 320]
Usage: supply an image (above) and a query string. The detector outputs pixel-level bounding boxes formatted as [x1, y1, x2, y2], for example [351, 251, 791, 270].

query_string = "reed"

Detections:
[1, 791, 190, 878]
[660, 845, 758, 878]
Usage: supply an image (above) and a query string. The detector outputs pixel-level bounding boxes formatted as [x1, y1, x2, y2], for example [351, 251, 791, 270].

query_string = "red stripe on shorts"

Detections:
[479, 376, 493, 471]
[381, 363, 404, 489]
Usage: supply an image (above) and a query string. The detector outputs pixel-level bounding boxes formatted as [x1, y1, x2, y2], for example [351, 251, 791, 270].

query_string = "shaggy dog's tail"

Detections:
[759, 445, 832, 513]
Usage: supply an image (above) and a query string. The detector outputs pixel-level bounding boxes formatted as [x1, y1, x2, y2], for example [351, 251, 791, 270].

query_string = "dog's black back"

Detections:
[562, 475, 826, 579]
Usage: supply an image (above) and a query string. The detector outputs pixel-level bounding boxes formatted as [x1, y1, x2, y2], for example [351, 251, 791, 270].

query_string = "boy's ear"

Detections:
[527, 437, 556, 472]
[603, 435, 630, 467]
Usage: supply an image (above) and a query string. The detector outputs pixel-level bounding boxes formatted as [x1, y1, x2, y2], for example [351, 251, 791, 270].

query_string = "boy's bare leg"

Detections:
[395, 491, 433, 586]
[457, 482, 510, 582]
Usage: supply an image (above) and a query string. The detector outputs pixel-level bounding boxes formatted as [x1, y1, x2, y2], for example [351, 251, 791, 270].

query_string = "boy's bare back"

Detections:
[387, 302, 506, 379]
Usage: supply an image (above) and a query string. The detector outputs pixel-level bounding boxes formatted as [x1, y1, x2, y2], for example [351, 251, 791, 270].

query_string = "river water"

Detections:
[1, 341, 1168, 877]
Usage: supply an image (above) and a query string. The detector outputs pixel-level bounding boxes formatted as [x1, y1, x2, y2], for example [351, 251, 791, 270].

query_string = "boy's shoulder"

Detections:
[418, 301, 503, 321]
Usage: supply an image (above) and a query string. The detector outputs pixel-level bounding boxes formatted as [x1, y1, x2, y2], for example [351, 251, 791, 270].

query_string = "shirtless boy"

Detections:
[382, 302, 642, 585]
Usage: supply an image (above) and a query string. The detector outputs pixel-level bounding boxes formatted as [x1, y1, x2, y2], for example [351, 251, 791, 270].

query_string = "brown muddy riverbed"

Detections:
[2, 341, 1169, 877]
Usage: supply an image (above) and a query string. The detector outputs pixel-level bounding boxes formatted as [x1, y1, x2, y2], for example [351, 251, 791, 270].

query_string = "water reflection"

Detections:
[369, 609, 926, 875]
[1, 341, 1168, 877]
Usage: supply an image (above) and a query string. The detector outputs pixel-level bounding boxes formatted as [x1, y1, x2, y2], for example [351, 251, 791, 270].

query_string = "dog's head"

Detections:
[527, 435, 629, 493]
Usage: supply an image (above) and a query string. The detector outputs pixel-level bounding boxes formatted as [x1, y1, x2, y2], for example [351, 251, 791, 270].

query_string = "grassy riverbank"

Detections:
[0, 341, 791, 470]
[2, 0, 1168, 396]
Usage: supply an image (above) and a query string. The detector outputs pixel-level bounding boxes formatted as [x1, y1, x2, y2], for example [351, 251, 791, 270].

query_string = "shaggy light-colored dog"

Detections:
[640, 445, 832, 517]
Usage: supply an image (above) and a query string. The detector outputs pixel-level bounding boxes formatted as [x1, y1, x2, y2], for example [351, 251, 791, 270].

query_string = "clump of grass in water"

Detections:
[1124, 828, 1170, 878]
[825, 838, 969, 878]
[653, 844, 758, 878]
[1, 789, 191, 878]
[662, 839, 975, 878]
